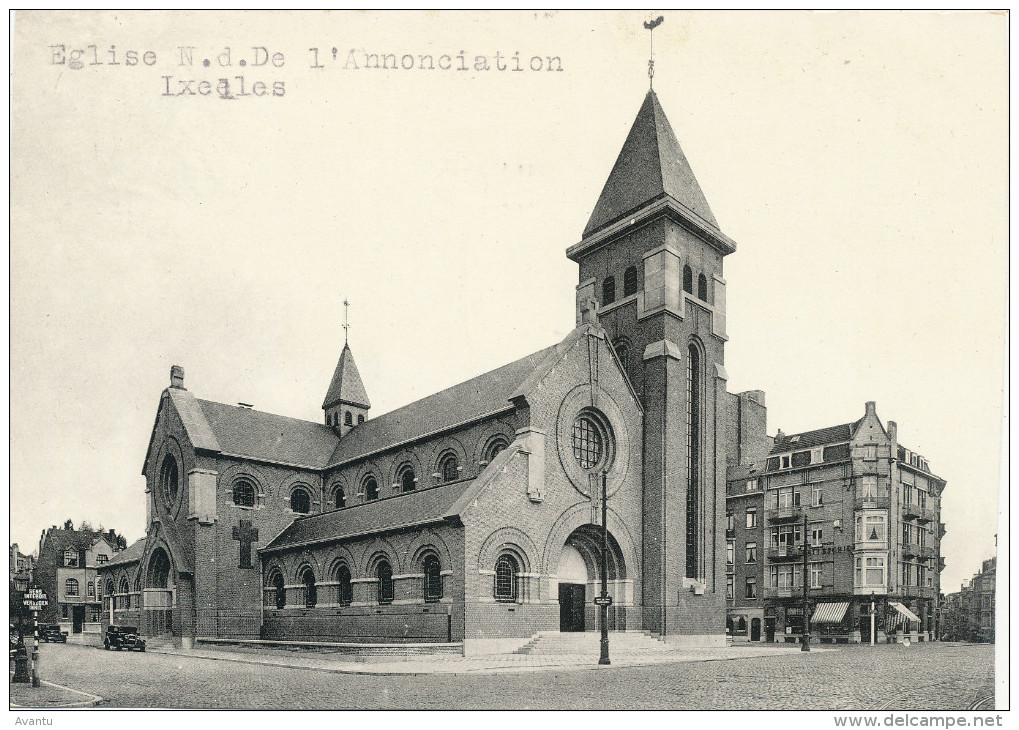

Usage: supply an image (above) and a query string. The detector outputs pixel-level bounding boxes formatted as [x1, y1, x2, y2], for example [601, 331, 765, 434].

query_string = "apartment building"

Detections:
[727, 401, 945, 644]
[942, 556, 995, 642]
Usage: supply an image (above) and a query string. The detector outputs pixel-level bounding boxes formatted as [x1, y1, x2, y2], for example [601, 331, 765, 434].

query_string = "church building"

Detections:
[104, 88, 767, 654]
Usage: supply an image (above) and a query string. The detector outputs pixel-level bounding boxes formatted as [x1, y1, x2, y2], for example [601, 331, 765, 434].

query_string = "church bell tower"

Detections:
[567, 86, 737, 643]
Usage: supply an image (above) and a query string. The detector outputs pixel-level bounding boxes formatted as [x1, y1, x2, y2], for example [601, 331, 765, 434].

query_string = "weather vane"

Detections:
[644, 15, 664, 88]
[342, 298, 350, 345]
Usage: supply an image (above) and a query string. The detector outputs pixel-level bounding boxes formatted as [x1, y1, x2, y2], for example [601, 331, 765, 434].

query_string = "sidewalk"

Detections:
[144, 642, 816, 676]
[9, 678, 104, 708]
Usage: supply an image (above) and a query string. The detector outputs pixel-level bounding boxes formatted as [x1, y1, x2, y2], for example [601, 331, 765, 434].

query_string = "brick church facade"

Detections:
[104, 89, 767, 654]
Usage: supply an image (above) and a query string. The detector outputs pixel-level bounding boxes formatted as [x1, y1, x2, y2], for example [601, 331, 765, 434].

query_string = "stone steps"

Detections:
[515, 631, 670, 656]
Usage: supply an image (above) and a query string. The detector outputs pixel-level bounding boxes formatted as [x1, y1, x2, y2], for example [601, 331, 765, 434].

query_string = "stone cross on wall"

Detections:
[232, 519, 259, 569]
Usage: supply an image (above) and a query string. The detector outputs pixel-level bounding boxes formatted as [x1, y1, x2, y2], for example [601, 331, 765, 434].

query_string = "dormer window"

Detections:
[64, 549, 78, 567]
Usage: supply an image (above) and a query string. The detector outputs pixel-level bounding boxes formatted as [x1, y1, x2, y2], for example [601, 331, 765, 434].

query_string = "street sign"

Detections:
[593, 596, 613, 606]
[23, 599, 47, 610]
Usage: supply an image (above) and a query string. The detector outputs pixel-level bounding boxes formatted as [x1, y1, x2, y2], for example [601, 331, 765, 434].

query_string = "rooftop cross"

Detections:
[342, 298, 350, 345]
[644, 15, 664, 89]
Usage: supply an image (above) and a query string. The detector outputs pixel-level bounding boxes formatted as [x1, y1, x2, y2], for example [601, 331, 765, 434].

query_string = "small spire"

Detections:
[342, 298, 350, 345]
[644, 15, 664, 89]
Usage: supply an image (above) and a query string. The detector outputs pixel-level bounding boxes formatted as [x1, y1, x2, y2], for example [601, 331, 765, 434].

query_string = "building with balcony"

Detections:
[726, 401, 946, 644]
[941, 556, 995, 642]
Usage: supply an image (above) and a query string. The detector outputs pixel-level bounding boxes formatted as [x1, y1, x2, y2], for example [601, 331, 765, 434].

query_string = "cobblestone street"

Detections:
[12, 641, 995, 710]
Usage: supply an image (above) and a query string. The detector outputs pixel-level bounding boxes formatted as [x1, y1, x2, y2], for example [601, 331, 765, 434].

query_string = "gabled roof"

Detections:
[197, 400, 339, 469]
[322, 343, 371, 410]
[325, 337, 571, 467]
[584, 90, 719, 238]
[40, 528, 99, 556]
[262, 479, 475, 553]
[101, 539, 145, 569]
[770, 420, 862, 454]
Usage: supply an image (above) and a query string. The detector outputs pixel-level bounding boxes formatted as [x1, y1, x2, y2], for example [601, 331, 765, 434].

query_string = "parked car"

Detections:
[103, 625, 145, 652]
[39, 624, 67, 643]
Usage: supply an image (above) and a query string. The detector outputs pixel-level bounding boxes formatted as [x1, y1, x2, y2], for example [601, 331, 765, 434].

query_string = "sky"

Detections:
[9, 10, 1007, 594]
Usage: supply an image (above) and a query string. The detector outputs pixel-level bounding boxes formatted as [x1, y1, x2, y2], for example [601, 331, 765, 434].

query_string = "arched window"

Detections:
[337, 564, 353, 607]
[623, 266, 638, 297]
[363, 475, 379, 501]
[400, 466, 416, 493]
[332, 486, 345, 509]
[494, 554, 519, 602]
[300, 566, 317, 608]
[423, 554, 443, 602]
[439, 453, 459, 482]
[65, 578, 79, 596]
[737, 616, 747, 634]
[613, 337, 631, 374]
[160, 454, 179, 508]
[726, 617, 734, 634]
[265, 569, 285, 609]
[119, 577, 130, 609]
[697, 273, 708, 301]
[602, 276, 616, 305]
[357, 414, 365, 425]
[683, 265, 693, 294]
[344, 411, 353, 426]
[483, 437, 509, 464]
[290, 488, 311, 514]
[233, 479, 256, 507]
[686, 342, 702, 580]
[377, 560, 394, 605]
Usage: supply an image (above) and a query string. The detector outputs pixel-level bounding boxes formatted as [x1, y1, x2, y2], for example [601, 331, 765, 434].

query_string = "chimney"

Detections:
[887, 420, 897, 441]
[170, 365, 185, 389]
[865, 400, 877, 416]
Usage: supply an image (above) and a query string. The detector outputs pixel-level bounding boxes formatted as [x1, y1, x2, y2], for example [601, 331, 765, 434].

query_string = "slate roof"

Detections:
[197, 400, 339, 469]
[325, 340, 564, 467]
[322, 343, 371, 410]
[262, 480, 476, 552]
[584, 90, 719, 238]
[101, 539, 145, 569]
[770, 420, 862, 454]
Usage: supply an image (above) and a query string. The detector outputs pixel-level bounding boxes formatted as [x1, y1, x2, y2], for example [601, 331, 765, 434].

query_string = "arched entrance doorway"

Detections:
[144, 547, 174, 636]
[556, 525, 626, 633]
[751, 617, 762, 641]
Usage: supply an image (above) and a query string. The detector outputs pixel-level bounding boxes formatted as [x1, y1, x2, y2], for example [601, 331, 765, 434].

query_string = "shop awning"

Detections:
[811, 601, 850, 624]
[889, 602, 920, 623]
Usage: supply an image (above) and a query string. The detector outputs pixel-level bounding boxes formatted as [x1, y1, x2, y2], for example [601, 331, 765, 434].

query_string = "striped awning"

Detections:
[811, 601, 850, 624]
[889, 601, 920, 623]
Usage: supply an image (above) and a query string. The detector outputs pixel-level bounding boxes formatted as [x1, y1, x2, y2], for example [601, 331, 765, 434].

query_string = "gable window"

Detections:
[160, 453, 180, 508]
[290, 488, 311, 514]
[233, 479, 256, 507]
[64, 549, 79, 567]
[602, 276, 615, 305]
[494, 554, 518, 602]
[332, 486, 346, 509]
[377, 560, 394, 605]
[337, 564, 353, 607]
[682, 265, 693, 294]
[400, 466, 417, 492]
[65, 578, 79, 597]
[623, 266, 638, 296]
[697, 273, 708, 301]
[863, 444, 877, 460]
[423, 554, 443, 602]
[363, 475, 379, 501]
[96, 554, 108, 564]
[439, 453, 460, 483]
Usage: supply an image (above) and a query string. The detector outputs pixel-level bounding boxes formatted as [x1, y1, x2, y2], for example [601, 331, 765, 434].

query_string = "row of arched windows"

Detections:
[600, 264, 712, 307]
[327, 411, 366, 428]
[228, 436, 513, 516]
[265, 553, 444, 609]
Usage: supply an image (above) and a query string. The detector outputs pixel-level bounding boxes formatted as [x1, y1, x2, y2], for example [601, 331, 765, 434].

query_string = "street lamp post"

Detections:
[11, 575, 30, 684]
[870, 592, 876, 647]
[598, 471, 611, 666]
[800, 512, 810, 652]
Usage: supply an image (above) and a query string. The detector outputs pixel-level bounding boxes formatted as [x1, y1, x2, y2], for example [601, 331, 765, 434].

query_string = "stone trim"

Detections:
[643, 340, 684, 361]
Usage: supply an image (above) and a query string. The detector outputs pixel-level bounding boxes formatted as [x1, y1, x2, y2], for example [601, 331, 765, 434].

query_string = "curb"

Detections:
[10, 678, 104, 708]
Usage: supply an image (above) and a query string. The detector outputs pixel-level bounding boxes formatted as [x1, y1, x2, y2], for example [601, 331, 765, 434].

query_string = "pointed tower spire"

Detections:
[322, 333, 371, 434]
[582, 90, 725, 240]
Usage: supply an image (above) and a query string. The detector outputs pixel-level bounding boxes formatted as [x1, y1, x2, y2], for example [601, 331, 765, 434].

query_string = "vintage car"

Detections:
[39, 624, 68, 643]
[103, 625, 146, 651]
